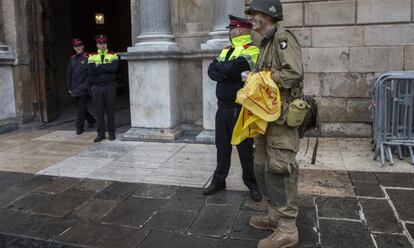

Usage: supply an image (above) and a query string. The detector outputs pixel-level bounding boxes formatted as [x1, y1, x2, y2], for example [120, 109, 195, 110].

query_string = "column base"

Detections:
[128, 42, 178, 52]
[122, 126, 184, 141]
[0, 118, 19, 135]
[195, 130, 215, 144]
[0, 45, 15, 63]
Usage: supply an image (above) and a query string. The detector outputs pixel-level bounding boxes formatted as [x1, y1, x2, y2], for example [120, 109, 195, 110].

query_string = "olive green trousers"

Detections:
[254, 123, 300, 219]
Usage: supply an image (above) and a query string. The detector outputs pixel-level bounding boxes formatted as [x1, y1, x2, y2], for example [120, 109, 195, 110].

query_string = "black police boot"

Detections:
[249, 187, 262, 202]
[93, 135, 106, 143]
[109, 133, 116, 141]
[76, 129, 84, 135]
[202, 181, 226, 195]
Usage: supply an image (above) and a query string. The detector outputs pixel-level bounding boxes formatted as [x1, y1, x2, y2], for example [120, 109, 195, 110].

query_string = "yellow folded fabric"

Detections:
[231, 71, 281, 145]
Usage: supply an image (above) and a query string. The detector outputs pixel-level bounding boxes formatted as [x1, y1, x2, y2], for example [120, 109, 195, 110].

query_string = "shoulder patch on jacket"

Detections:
[70, 54, 76, 58]
[279, 40, 288, 50]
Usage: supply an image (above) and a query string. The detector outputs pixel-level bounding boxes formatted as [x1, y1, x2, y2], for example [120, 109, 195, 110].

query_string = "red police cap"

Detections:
[95, 34, 108, 44]
[72, 38, 84, 46]
[226, 15, 253, 29]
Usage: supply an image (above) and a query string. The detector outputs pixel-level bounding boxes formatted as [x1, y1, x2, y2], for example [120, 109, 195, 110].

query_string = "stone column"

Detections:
[0, 0, 4, 45]
[0, 0, 17, 134]
[122, 0, 182, 141]
[128, 0, 177, 52]
[196, 0, 245, 143]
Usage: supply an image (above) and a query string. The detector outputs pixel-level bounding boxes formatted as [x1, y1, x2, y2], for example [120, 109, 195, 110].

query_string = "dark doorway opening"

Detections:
[32, 0, 131, 128]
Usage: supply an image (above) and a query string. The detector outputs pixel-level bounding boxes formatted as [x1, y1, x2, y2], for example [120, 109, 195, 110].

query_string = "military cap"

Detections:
[226, 15, 253, 29]
[72, 38, 84, 47]
[95, 34, 108, 44]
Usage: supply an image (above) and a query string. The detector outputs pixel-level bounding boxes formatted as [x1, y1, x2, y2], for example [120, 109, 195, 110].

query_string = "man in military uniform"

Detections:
[67, 38, 96, 135]
[203, 15, 262, 202]
[87, 34, 119, 143]
[246, 1, 304, 247]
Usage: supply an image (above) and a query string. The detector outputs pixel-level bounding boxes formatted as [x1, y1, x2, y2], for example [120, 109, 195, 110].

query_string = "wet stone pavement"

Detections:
[0, 171, 413, 248]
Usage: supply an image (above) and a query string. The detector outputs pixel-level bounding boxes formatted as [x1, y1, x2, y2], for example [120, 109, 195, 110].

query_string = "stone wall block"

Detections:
[290, 28, 312, 47]
[321, 123, 371, 137]
[364, 24, 414, 46]
[346, 99, 371, 122]
[281, 3, 303, 27]
[305, 0, 356, 26]
[357, 0, 411, 24]
[349, 47, 404, 72]
[312, 27, 363, 47]
[303, 73, 321, 96]
[404, 46, 414, 70]
[320, 73, 374, 98]
[303, 48, 349, 73]
[318, 97, 347, 122]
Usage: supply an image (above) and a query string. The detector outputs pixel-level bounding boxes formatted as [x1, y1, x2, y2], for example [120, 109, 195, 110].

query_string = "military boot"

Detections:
[257, 218, 298, 248]
[249, 207, 280, 230]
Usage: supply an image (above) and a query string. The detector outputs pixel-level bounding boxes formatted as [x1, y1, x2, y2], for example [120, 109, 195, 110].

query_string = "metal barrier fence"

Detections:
[372, 71, 414, 166]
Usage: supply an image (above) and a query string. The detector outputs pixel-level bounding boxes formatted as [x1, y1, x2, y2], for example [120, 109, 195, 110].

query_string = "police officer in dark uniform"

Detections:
[87, 35, 119, 142]
[67, 38, 96, 135]
[202, 15, 262, 202]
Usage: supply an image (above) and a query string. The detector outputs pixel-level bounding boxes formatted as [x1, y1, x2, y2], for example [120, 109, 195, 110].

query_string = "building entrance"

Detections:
[27, 0, 131, 123]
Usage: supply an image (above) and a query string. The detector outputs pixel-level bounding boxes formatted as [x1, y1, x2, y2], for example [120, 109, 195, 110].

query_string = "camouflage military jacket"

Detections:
[254, 23, 304, 125]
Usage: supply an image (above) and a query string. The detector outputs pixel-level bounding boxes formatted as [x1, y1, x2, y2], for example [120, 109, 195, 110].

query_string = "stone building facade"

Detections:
[0, 0, 413, 139]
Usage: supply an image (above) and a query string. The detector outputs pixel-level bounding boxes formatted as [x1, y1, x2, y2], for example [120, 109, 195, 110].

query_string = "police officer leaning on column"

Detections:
[87, 34, 119, 143]
[202, 15, 262, 202]
[67, 38, 96, 135]
[245, 0, 304, 247]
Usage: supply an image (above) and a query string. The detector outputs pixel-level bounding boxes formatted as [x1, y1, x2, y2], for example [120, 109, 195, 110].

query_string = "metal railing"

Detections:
[372, 71, 414, 166]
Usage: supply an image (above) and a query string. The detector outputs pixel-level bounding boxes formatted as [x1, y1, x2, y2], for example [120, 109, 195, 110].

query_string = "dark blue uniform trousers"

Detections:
[213, 103, 257, 190]
[91, 83, 116, 137]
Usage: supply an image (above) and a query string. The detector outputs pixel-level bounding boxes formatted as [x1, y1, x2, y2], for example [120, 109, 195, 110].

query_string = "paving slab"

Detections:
[206, 190, 247, 206]
[66, 198, 119, 221]
[319, 219, 375, 248]
[316, 196, 360, 219]
[38, 157, 113, 178]
[143, 209, 197, 233]
[162, 187, 207, 211]
[32, 189, 95, 217]
[215, 239, 257, 248]
[133, 183, 179, 199]
[138, 230, 216, 248]
[373, 233, 412, 248]
[94, 181, 139, 201]
[405, 224, 414, 245]
[0, 175, 57, 208]
[103, 196, 164, 227]
[386, 189, 414, 222]
[0, 173, 34, 193]
[71, 178, 112, 192]
[349, 171, 379, 184]
[7, 192, 56, 212]
[56, 222, 148, 248]
[376, 172, 414, 188]
[0, 209, 32, 233]
[11, 215, 77, 240]
[37, 177, 80, 194]
[297, 207, 319, 247]
[189, 204, 240, 238]
[299, 170, 355, 197]
[230, 210, 272, 241]
[0, 233, 80, 248]
[359, 198, 402, 233]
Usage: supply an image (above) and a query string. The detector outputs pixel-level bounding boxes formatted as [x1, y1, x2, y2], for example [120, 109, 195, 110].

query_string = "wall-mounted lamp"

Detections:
[95, 13, 105, 25]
